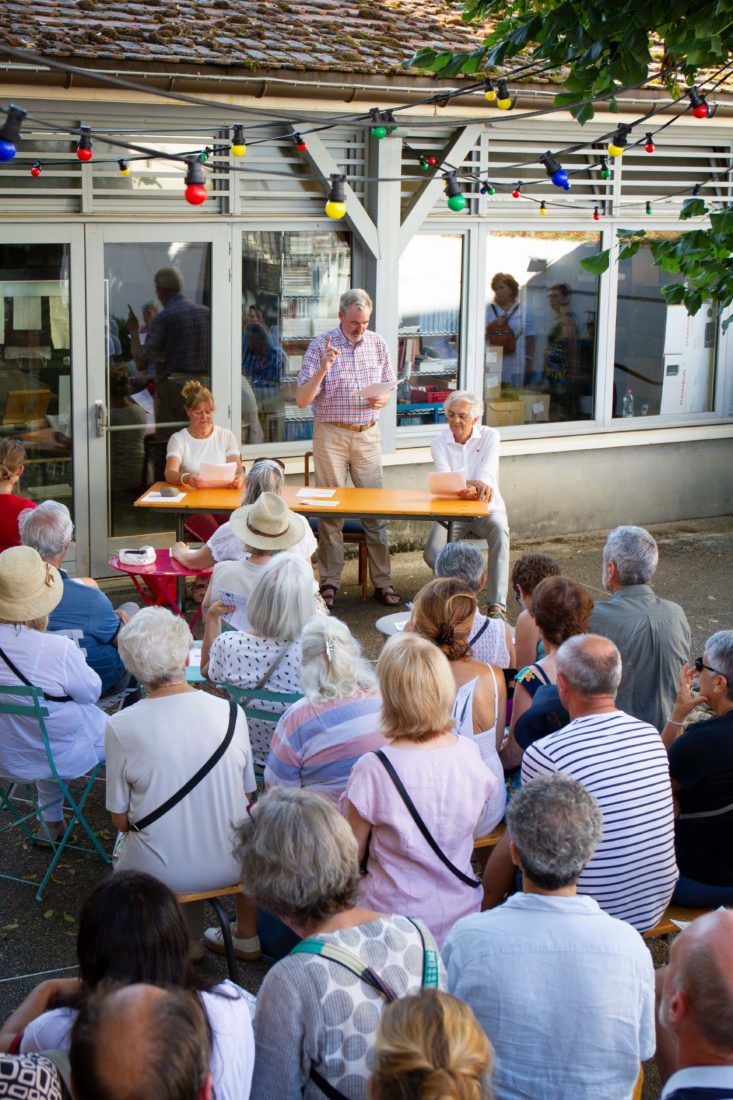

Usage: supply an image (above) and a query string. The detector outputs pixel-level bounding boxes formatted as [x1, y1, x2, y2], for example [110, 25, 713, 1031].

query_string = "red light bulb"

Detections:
[692, 103, 709, 118]
[427, 156, 437, 167]
[512, 187, 521, 199]
[184, 184, 207, 206]
[77, 146, 92, 162]
[297, 140, 307, 151]
[30, 162, 41, 177]
[645, 133, 655, 153]
[593, 207, 600, 221]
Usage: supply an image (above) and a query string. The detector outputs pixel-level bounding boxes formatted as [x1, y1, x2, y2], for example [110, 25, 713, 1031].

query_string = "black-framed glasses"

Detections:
[693, 657, 726, 677]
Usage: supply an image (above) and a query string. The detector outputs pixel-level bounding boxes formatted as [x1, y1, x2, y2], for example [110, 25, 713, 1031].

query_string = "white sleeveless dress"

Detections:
[452, 667, 507, 836]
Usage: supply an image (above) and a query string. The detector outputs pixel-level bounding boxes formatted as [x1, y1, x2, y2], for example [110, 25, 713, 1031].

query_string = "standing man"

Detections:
[590, 525, 691, 731]
[296, 288, 398, 609]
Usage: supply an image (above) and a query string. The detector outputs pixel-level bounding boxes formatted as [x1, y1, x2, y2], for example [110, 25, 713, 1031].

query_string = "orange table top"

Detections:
[135, 482, 489, 522]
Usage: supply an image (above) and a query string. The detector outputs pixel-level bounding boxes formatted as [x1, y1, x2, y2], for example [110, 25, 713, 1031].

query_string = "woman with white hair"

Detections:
[265, 614, 384, 803]
[106, 606, 255, 947]
[424, 391, 510, 617]
[0, 546, 105, 841]
[203, 552, 316, 766]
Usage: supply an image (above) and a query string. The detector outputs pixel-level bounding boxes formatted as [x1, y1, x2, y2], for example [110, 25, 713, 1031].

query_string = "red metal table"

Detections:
[109, 550, 212, 628]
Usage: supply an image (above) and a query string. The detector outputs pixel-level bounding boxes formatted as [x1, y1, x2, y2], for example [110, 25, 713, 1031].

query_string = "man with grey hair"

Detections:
[19, 500, 137, 696]
[520, 633, 678, 932]
[297, 288, 398, 609]
[590, 524, 690, 730]
[444, 774, 655, 1100]
[435, 541, 514, 666]
[655, 909, 733, 1098]
[425, 390, 509, 616]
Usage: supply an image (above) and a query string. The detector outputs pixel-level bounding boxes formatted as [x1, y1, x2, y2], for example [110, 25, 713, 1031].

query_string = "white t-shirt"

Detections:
[20, 982, 255, 1100]
[210, 557, 264, 604]
[105, 691, 255, 893]
[166, 426, 239, 475]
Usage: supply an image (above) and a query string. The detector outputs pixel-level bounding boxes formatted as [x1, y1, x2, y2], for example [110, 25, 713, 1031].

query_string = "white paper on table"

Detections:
[296, 487, 335, 498]
[143, 489, 186, 503]
[428, 470, 467, 496]
[219, 590, 251, 632]
[188, 642, 202, 667]
[301, 499, 340, 508]
[199, 461, 237, 485]
[356, 382, 397, 399]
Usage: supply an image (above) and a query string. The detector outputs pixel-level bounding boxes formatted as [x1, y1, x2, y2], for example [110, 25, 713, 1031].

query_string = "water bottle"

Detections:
[622, 388, 635, 417]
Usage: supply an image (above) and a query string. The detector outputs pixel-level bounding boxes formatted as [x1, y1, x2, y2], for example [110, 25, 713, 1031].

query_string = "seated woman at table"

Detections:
[265, 614, 385, 804]
[0, 438, 36, 553]
[501, 575, 593, 769]
[171, 457, 316, 570]
[343, 632, 498, 947]
[107, 606, 256, 949]
[410, 577, 506, 837]
[164, 379, 244, 543]
[202, 552, 316, 767]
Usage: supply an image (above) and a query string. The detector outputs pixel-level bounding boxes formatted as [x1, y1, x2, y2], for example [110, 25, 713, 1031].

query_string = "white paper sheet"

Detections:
[356, 382, 397, 399]
[218, 590, 251, 632]
[300, 499, 340, 508]
[428, 470, 467, 496]
[143, 490, 186, 503]
[199, 461, 237, 485]
[188, 642, 202, 667]
[296, 487, 335, 498]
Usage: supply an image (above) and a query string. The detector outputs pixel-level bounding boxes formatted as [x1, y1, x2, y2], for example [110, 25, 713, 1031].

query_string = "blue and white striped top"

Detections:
[522, 710, 678, 933]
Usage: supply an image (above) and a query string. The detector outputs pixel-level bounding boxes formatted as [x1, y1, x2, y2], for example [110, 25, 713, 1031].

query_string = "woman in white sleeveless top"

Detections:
[410, 578, 506, 835]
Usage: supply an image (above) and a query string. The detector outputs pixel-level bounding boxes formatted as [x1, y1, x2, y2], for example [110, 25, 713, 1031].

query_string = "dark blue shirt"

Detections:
[49, 571, 124, 693]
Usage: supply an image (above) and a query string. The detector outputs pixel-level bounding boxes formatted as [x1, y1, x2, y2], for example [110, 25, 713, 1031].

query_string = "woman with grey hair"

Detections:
[236, 786, 445, 1100]
[424, 391, 510, 617]
[106, 606, 255, 949]
[203, 552, 316, 766]
[265, 614, 385, 803]
[663, 629, 733, 906]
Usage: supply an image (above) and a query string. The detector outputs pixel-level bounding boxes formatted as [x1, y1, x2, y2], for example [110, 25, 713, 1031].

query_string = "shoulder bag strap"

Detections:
[374, 750, 481, 888]
[309, 1067, 349, 1100]
[130, 700, 238, 833]
[254, 642, 290, 691]
[468, 617, 490, 647]
[404, 917, 441, 989]
[0, 644, 72, 704]
[290, 938, 398, 1002]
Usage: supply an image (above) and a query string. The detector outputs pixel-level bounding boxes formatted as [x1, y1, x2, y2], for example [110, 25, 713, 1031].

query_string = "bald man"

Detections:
[70, 984, 212, 1100]
[656, 910, 733, 1099]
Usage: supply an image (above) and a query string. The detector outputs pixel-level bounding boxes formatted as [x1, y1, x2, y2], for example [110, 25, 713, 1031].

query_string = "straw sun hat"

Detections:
[229, 492, 306, 552]
[0, 546, 63, 622]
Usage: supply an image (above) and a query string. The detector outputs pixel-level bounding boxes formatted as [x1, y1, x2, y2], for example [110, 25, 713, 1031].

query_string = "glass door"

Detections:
[85, 224, 231, 576]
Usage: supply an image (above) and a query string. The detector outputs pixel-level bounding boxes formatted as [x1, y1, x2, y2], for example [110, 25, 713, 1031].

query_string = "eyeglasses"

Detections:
[693, 657, 726, 677]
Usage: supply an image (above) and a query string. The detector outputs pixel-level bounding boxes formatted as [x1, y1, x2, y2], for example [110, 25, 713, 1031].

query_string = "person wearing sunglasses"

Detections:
[662, 631, 733, 907]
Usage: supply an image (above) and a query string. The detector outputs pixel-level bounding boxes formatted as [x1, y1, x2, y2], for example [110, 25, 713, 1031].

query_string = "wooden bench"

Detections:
[642, 904, 712, 939]
[473, 821, 506, 851]
[176, 883, 242, 980]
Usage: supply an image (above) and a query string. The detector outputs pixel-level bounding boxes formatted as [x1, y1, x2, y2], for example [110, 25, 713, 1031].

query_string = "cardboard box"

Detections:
[519, 391, 550, 423]
[485, 399, 525, 427]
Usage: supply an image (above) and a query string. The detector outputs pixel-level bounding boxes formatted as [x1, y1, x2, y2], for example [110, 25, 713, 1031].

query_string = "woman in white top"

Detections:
[410, 577, 506, 836]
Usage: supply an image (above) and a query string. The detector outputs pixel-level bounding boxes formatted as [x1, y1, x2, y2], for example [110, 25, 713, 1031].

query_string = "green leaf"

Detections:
[679, 198, 707, 220]
[617, 228, 645, 239]
[619, 241, 643, 260]
[580, 251, 611, 274]
[43, 909, 54, 919]
[571, 102, 595, 124]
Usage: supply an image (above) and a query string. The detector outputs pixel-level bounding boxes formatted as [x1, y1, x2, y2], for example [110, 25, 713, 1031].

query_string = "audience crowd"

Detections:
[0, 454, 731, 1100]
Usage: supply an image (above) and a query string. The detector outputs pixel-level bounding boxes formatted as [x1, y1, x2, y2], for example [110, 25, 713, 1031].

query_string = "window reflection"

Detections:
[485, 232, 599, 424]
[614, 238, 716, 418]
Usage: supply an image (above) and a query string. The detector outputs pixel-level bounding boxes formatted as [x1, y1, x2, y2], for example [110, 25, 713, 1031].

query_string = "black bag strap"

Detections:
[254, 642, 290, 691]
[373, 750, 481, 889]
[0, 644, 72, 703]
[468, 617, 490, 648]
[309, 1068, 348, 1100]
[130, 700, 237, 833]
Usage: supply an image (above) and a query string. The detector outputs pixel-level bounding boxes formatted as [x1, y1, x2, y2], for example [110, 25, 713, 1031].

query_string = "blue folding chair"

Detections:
[0, 684, 111, 901]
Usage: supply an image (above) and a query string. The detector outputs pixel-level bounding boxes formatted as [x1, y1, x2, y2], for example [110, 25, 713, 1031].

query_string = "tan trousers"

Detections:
[312, 420, 392, 590]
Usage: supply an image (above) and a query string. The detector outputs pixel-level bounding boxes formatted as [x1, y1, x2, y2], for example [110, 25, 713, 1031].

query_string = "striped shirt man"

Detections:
[522, 710, 678, 932]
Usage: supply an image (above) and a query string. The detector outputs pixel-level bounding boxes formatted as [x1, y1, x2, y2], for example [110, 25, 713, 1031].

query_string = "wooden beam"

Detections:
[399, 123, 484, 254]
[302, 131, 380, 259]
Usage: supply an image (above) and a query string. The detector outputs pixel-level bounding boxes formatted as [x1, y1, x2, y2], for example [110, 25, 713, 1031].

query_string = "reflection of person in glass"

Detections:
[542, 283, 579, 420]
[242, 321, 287, 443]
[486, 273, 536, 390]
[127, 267, 210, 431]
[109, 366, 147, 496]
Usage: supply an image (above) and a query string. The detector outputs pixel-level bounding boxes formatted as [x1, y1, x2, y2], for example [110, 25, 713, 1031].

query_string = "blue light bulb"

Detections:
[0, 140, 16, 162]
[551, 168, 570, 190]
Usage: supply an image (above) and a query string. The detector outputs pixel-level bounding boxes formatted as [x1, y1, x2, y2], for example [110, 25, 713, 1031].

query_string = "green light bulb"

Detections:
[447, 193, 466, 212]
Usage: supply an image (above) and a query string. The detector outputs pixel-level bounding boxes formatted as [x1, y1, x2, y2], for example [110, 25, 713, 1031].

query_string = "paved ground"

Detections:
[1, 514, 731, 1096]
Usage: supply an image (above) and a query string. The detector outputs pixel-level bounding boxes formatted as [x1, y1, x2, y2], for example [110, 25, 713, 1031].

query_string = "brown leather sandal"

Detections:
[374, 587, 401, 607]
[319, 584, 337, 610]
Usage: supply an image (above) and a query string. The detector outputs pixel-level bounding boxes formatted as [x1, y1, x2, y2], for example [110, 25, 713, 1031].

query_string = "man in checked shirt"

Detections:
[296, 288, 400, 609]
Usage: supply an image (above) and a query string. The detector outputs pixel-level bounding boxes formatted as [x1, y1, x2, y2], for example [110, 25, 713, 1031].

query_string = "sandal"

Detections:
[319, 584, 337, 610]
[374, 587, 401, 607]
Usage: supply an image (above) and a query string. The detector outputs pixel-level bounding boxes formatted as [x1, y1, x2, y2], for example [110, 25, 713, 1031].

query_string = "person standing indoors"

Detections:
[424, 391, 509, 617]
[486, 272, 536, 390]
[0, 439, 36, 553]
[296, 289, 399, 611]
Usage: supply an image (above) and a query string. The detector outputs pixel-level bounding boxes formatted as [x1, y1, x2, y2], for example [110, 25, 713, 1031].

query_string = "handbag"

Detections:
[0, 644, 72, 704]
[486, 304, 518, 353]
[129, 700, 237, 833]
[373, 750, 481, 888]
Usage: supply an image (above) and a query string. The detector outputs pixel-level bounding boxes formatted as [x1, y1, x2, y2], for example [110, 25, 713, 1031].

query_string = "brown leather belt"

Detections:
[321, 420, 377, 433]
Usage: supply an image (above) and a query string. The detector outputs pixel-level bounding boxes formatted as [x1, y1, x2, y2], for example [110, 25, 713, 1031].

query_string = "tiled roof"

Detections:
[0, 0, 492, 77]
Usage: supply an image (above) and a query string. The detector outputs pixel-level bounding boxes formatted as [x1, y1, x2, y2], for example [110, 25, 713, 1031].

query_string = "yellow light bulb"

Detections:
[608, 143, 624, 158]
[119, 167, 130, 176]
[497, 96, 512, 110]
[325, 200, 347, 220]
[231, 143, 246, 157]
[485, 89, 497, 102]
[540, 203, 547, 215]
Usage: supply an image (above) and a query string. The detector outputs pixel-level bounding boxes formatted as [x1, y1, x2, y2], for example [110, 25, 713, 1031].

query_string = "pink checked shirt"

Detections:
[298, 326, 395, 424]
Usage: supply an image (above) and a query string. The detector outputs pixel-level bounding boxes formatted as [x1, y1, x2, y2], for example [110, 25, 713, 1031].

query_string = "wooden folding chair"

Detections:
[0, 685, 111, 901]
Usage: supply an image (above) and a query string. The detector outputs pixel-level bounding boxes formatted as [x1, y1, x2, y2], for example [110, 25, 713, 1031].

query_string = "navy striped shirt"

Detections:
[522, 710, 678, 932]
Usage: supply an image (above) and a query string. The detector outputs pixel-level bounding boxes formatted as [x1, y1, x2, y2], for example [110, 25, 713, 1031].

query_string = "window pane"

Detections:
[0, 243, 73, 519]
[397, 234, 462, 429]
[485, 232, 600, 425]
[241, 231, 351, 446]
[614, 239, 716, 418]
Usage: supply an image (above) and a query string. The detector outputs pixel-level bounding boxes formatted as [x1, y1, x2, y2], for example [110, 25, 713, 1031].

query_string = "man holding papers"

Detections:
[297, 288, 399, 609]
[424, 391, 509, 617]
